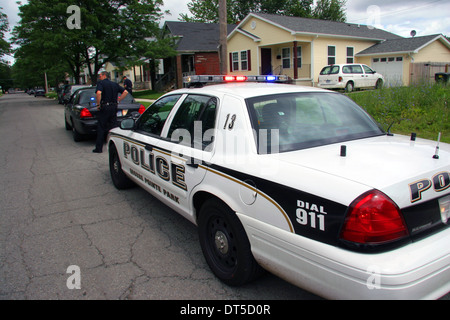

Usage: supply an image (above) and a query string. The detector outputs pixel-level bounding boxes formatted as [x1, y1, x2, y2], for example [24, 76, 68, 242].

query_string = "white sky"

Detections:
[2, 0, 449, 64]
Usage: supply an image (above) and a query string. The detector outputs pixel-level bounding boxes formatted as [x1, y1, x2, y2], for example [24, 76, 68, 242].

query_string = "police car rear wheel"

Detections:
[198, 198, 263, 286]
[109, 144, 134, 189]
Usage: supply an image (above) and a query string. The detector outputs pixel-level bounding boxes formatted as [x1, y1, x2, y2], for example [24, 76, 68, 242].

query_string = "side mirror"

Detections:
[120, 118, 136, 130]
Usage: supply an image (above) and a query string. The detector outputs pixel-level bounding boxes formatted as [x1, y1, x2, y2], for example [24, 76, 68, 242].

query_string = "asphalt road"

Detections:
[0, 93, 320, 300]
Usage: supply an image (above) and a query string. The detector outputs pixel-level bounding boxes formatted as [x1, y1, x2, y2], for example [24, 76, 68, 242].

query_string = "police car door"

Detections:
[155, 94, 218, 217]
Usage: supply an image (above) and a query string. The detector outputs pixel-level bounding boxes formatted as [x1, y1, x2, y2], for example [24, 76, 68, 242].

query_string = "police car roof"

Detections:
[173, 82, 328, 99]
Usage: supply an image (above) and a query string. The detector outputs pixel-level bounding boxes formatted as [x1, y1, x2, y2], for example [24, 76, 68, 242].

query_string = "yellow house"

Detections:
[357, 34, 450, 86]
[227, 13, 450, 87]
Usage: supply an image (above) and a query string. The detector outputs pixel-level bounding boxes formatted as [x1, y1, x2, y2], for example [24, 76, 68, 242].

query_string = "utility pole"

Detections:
[219, 0, 227, 74]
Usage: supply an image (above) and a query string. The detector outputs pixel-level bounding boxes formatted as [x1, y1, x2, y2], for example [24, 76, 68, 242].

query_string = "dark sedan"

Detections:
[64, 87, 145, 142]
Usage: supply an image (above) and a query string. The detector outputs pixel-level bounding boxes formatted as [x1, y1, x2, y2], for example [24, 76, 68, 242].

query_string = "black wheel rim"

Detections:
[206, 215, 238, 273]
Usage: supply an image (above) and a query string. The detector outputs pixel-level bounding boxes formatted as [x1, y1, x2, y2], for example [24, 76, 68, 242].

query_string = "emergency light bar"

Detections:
[183, 75, 289, 87]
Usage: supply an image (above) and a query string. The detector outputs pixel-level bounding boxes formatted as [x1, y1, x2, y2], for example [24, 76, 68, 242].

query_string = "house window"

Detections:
[396, 57, 403, 62]
[346, 47, 354, 63]
[296, 46, 302, 68]
[328, 46, 336, 65]
[282, 48, 291, 69]
[241, 51, 248, 71]
[232, 52, 239, 71]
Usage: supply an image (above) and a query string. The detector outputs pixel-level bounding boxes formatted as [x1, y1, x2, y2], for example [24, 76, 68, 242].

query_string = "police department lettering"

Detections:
[409, 171, 450, 203]
[123, 141, 187, 192]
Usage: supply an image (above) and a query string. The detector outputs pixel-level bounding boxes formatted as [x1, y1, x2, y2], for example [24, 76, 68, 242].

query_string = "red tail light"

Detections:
[138, 104, 145, 114]
[80, 108, 93, 119]
[340, 190, 409, 244]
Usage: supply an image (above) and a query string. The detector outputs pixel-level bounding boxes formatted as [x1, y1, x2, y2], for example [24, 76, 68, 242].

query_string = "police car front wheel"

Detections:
[109, 144, 135, 189]
[198, 198, 264, 286]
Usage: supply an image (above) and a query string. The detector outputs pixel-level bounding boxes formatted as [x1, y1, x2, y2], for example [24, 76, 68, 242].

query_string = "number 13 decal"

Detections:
[223, 114, 236, 130]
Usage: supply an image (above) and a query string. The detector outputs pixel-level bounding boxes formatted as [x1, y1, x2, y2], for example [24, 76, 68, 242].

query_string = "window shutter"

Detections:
[229, 53, 233, 72]
[247, 50, 251, 71]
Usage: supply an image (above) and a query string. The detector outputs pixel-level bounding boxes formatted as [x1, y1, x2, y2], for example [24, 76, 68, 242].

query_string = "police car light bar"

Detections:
[183, 75, 289, 86]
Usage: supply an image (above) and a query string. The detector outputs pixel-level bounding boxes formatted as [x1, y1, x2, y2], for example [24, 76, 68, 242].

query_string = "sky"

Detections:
[1, 0, 450, 64]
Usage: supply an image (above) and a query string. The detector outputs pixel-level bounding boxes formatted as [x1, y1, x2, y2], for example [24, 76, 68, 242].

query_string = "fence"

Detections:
[410, 62, 450, 84]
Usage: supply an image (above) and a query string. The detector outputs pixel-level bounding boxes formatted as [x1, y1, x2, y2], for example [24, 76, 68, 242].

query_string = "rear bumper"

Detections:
[317, 82, 345, 89]
[238, 214, 450, 300]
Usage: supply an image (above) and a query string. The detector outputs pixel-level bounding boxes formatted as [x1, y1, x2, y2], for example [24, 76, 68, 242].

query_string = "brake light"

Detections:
[80, 108, 93, 119]
[138, 104, 145, 114]
[340, 190, 409, 244]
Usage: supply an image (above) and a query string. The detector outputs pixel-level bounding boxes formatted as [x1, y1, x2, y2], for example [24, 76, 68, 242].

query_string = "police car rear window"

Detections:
[246, 92, 384, 153]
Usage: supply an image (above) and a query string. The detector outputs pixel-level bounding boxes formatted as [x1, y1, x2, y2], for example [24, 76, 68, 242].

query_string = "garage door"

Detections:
[372, 57, 404, 87]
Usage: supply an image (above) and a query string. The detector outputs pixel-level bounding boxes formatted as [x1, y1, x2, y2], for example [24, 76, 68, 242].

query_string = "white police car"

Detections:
[107, 75, 450, 299]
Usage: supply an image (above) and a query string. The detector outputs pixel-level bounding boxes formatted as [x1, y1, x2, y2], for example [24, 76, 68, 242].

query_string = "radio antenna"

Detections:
[433, 132, 441, 159]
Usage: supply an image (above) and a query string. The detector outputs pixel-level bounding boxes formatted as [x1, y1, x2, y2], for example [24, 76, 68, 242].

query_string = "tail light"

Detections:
[340, 190, 409, 245]
[338, 76, 343, 82]
[138, 104, 145, 114]
[80, 108, 93, 119]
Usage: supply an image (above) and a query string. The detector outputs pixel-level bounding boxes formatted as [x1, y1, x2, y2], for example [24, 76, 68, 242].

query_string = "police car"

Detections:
[107, 75, 450, 299]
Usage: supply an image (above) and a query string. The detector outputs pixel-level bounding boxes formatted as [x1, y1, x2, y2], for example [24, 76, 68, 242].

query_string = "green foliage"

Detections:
[347, 84, 450, 143]
[180, 0, 346, 24]
[12, 0, 172, 87]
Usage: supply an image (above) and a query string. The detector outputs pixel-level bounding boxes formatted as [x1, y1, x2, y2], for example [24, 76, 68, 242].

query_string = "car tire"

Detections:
[72, 126, 83, 142]
[345, 81, 354, 93]
[375, 79, 383, 90]
[109, 144, 135, 189]
[198, 198, 264, 286]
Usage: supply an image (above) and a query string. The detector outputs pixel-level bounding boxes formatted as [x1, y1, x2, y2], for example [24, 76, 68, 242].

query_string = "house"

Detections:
[162, 21, 237, 89]
[357, 34, 450, 86]
[227, 13, 450, 87]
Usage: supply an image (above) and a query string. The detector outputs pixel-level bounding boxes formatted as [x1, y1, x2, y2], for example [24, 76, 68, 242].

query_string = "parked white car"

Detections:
[318, 64, 384, 92]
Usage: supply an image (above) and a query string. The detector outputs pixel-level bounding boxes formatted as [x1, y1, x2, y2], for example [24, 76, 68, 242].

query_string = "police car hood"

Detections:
[278, 134, 450, 208]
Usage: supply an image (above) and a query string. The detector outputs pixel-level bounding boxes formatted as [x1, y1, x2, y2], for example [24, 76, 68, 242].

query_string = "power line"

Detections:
[348, 0, 444, 23]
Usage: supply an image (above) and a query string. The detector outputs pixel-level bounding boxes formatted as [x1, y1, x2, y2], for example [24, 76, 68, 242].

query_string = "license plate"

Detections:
[438, 75, 443, 79]
[439, 195, 450, 224]
[326, 80, 331, 83]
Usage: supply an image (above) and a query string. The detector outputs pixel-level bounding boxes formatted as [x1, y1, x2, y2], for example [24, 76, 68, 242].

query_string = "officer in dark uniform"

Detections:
[123, 76, 133, 96]
[93, 71, 129, 153]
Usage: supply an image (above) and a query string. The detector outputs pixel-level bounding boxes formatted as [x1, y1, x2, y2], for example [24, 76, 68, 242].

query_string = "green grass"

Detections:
[347, 83, 450, 143]
[132, 90, 164, 100]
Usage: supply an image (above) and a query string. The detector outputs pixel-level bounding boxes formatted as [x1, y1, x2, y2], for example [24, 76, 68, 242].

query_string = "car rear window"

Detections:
[246, 92, 384, 153]
[320, 66, 340, 75]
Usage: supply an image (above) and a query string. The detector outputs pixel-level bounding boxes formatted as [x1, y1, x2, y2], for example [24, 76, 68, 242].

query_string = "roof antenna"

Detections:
[386, 120, 395, 136]
[433, 132, 441, 159]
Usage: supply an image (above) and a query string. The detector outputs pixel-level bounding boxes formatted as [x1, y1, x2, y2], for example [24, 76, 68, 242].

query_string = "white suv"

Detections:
[318, 63, 384, 92]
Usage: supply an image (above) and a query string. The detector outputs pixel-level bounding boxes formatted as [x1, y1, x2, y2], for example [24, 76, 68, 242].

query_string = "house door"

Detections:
[261, 48, 272, 75]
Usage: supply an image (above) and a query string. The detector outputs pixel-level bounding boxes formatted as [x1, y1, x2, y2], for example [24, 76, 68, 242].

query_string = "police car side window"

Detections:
[136, 94, 182, 136]
[167, 95, 217, 150]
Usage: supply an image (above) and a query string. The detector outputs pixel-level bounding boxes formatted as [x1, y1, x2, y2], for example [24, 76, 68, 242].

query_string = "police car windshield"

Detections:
[246, 92, 384, 153]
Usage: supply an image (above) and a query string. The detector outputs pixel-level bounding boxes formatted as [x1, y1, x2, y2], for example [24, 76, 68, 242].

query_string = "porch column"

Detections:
[293, 41, 298, 79]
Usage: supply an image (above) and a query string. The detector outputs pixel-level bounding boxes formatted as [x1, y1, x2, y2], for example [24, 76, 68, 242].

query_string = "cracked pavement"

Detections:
[0, 93, 319, 300]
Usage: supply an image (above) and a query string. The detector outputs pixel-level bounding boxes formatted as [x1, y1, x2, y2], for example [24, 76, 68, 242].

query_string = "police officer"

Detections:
[123, 76, 133, 96]
[93, 71, 129, 153]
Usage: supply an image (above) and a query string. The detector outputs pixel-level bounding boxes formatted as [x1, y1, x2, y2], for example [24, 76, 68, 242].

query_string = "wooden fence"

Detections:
[410, 62, 450, 84]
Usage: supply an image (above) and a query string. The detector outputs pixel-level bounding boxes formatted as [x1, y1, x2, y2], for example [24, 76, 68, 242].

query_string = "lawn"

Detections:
[347, 83, 450, 143]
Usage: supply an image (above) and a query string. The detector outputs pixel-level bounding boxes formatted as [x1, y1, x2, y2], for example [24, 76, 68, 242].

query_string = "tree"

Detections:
[13, 0, 171, 86]
[0, 8, 11, 64]
[313, 0, 346, 22]
[180, 0, 346, 24]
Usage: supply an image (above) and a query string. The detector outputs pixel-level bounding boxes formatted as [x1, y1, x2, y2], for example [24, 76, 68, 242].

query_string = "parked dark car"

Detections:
[62, 84, 92, 104]
[64, 87, 145, 142]
[34, 88, 46, 97]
